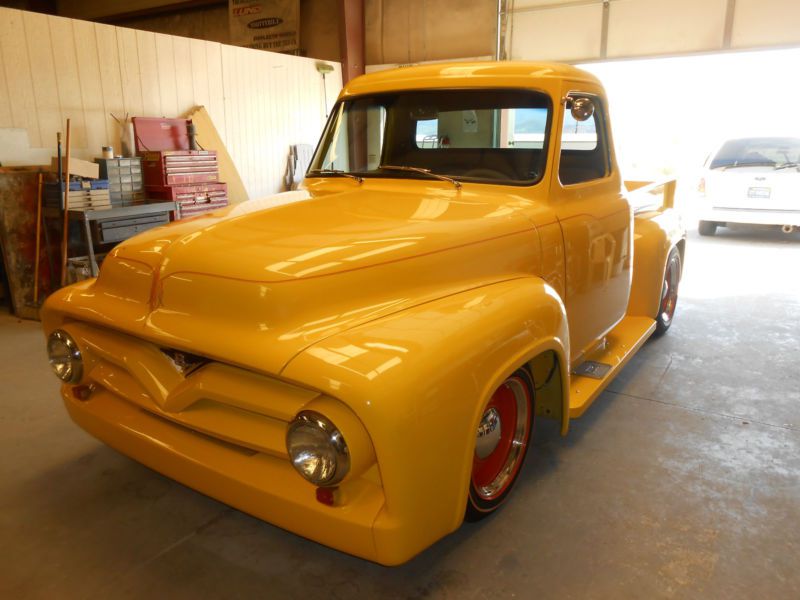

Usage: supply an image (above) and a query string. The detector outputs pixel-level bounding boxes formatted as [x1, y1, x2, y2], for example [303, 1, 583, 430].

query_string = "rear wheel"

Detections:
[466, 368, 534, 521]
[654, 248, 681, 336]
[698, 220, 717, 236]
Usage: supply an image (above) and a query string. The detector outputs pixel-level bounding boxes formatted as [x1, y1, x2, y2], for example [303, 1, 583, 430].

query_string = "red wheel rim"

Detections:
[472, 376, 531, 501]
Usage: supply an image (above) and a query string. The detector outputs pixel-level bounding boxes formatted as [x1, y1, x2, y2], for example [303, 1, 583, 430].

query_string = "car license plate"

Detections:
[748, 186, 771, 199]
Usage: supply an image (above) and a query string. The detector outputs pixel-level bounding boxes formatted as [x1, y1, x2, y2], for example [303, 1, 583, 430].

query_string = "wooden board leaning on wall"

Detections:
[183, 106, 249, 204]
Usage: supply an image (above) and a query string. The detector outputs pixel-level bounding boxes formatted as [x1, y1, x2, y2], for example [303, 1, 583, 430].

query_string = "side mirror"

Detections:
[570, 97, 595, 122]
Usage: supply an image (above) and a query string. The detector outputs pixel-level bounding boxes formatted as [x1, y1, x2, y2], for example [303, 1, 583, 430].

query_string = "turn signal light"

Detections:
[698, 177, 705, 195]
[316, 487, 337, 506]
[71, 384, 94, 400]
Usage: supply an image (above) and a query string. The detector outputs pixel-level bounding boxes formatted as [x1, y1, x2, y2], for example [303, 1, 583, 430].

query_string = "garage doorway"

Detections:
[579, 48, 800, 241]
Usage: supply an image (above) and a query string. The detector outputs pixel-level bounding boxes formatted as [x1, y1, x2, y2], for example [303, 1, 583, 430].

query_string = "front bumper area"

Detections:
[63, 385, 387, 561]
[47, 319, 391, 562]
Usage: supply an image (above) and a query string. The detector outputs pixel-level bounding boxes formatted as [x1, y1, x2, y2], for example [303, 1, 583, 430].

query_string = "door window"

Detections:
[558, 94, 610, 185]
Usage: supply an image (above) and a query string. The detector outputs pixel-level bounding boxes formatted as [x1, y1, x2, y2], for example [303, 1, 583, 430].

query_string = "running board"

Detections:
[568, 316, 656, 418]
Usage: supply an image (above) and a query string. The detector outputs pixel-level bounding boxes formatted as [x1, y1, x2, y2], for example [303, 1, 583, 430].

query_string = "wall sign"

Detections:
[229, 0, 299, 53]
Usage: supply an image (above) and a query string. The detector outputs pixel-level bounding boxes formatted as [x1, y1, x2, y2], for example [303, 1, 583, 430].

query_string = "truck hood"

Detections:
[81, 184, 542, 375]
[113, 186, 534, 281]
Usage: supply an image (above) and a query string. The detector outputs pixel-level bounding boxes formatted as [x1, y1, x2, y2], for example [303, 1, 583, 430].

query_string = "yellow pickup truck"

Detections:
[42, 62, 685, 565]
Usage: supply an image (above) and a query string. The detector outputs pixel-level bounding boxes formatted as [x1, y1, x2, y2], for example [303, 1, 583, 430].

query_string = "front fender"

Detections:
[628, 209, 686, 319]
[281, 276, 569, 565]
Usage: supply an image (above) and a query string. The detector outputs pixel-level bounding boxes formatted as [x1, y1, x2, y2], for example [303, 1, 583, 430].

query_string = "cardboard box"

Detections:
[51, 156, 100, 179]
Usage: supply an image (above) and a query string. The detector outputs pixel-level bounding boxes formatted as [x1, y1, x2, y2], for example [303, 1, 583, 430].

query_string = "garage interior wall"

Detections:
[0, 7, 342, 200]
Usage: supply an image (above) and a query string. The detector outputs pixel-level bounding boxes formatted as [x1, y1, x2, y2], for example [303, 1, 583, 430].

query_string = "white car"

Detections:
[697, 137, 800, 235]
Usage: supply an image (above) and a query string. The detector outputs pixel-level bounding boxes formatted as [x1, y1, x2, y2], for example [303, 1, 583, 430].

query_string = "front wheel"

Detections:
[466, 368, 534, 521]
[654, 247, 682, 336]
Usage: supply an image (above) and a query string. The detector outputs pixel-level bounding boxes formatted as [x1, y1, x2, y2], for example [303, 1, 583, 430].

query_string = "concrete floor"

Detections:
[1, 227, 799, 599]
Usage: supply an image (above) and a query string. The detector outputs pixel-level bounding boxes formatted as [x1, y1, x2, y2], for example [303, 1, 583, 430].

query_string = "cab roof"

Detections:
[341, 61, 603, 98]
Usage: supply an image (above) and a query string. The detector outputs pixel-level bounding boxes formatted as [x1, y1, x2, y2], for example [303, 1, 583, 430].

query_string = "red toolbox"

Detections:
[140, 150, 219, 186]
[146, 182, 229, 219]
[133, 117, 192, 152]
[133, 116, 220, 186]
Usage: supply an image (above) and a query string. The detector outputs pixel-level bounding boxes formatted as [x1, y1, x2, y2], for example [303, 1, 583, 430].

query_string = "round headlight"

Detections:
[286, 411, 350, 486]
[47, 330, 83, 383]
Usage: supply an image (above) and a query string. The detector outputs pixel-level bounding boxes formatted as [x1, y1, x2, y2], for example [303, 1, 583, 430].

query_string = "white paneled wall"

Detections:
[0, 7, 341, 199]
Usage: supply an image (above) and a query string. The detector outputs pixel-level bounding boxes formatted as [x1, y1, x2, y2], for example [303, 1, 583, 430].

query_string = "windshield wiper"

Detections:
[774, 162, 800, 171]
[720, 161, 777, 170]
[378, 165, 462, 189]
[307, 168, 363, 183]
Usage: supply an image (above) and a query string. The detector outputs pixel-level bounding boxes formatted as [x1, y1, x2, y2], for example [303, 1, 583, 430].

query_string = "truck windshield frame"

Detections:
[308, 88, 553, 186]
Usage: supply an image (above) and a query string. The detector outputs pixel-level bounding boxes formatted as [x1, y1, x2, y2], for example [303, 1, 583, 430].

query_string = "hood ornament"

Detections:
[162, 348, 208, 376]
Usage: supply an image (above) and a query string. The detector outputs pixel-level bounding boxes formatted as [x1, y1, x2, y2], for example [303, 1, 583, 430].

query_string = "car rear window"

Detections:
[710, 137, 800, 169]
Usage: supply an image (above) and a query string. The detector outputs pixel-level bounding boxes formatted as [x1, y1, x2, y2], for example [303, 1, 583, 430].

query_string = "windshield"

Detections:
[309, 89, 552, 185]
[709, 137, 800, 169]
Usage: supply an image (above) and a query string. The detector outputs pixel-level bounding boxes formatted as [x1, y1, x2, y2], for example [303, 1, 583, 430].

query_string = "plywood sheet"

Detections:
[184, 106, 249, 204]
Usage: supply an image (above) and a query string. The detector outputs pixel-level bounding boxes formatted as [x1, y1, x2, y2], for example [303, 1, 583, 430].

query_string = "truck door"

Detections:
[550, 87, 633, 362]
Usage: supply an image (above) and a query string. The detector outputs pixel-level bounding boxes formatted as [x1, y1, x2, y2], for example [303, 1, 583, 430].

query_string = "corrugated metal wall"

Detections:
[0, 7, 342, 200]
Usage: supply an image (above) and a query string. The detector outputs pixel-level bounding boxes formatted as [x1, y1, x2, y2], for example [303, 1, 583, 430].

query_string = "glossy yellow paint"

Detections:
[627, 180, 686, 320]
[549, 79, 632, 362]
[41, 62, 685, 565]
[282, 277, 569, 564]
[568, 316, 656, 417]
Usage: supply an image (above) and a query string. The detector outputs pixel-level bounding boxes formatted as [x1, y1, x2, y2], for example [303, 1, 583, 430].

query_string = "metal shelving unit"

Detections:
[45, 201, 178, 277]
